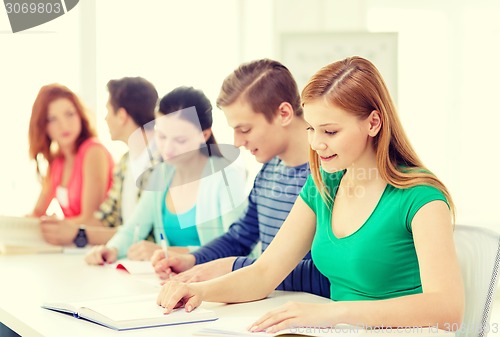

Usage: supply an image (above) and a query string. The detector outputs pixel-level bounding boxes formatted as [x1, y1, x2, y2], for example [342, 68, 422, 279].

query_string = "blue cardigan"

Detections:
[106, 156, 247, 258]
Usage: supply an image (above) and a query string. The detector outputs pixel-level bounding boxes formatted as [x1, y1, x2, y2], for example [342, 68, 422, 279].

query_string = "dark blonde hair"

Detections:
[216, 58, 302, 121]
[302, 56, 455, 220]
[28, 84, 95, 178]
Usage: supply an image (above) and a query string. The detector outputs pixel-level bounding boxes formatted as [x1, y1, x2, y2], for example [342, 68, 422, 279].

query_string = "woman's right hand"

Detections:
[151, 249, 196, 279]
[156, 280, 202, 313]
[85, 245, 118, 265]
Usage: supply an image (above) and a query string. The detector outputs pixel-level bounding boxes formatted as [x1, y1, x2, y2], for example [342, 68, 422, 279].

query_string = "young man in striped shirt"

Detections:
[152, 59, 330, 297]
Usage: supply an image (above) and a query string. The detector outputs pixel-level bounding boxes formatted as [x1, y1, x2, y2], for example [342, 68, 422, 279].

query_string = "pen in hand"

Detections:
[160, 233, 168, 260]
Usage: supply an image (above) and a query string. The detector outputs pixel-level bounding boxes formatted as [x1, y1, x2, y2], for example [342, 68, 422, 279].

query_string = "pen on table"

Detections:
[133, 223, 140, 244]
[160, 232, 168, 260]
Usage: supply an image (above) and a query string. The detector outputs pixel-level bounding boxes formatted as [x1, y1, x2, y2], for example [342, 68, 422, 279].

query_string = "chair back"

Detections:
[454, 225, 500, 337]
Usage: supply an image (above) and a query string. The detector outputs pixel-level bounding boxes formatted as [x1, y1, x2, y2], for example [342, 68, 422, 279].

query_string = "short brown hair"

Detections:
[107, 77, 158, 129]
[216, 59, 302, 122]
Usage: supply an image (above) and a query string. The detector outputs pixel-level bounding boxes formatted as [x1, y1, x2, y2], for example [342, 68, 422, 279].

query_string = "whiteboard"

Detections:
[279, 32, 398, 103]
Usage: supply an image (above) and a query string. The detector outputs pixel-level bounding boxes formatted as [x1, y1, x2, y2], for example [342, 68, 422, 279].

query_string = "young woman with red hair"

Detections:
[28, 84, 113, 244]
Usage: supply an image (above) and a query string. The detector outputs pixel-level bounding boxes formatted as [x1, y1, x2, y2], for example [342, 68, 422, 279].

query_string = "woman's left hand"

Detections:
[249, 302, 336, 334]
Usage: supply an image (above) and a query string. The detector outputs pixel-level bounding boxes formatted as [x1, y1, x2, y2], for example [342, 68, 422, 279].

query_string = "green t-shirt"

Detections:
[299, 170, 448, 301]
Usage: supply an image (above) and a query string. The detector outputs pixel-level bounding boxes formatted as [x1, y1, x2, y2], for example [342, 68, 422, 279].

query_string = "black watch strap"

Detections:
[73, 225, 88, 248]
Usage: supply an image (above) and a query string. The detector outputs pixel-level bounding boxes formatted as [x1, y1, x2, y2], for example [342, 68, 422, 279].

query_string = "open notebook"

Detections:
[194, 316, 363, 337]
[42, 293, 217, 331]
[195, 317, 455, 337]
[110, 259, 156, 274]
[0, 215, 63, 254]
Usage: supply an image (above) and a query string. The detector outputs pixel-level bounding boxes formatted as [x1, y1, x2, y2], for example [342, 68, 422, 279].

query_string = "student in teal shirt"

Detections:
[156, 57, 464, 332]
[302, 169, 448, 301]
[85, 87, 246, 264]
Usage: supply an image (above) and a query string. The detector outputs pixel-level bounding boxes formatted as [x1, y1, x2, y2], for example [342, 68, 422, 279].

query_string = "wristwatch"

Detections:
[73, 225, 88, 248]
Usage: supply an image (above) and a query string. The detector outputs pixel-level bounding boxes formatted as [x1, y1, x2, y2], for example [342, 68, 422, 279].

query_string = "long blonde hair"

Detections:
[302, 56, 455, 220]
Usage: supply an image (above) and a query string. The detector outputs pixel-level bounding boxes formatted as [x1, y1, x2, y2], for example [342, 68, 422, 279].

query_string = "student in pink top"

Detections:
[28, 84, 114, 244]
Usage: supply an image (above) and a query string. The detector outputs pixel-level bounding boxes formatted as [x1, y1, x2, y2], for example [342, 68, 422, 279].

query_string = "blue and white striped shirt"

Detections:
[192, 157, 330, 297]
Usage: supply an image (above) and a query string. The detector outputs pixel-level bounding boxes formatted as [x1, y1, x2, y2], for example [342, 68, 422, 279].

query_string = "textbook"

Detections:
[0, 241, 63, 255]
[194, 317, 363, 337]
[195, 317, 455, 337]
[0, 215, 63, 255]
[42, 293, 218, 331]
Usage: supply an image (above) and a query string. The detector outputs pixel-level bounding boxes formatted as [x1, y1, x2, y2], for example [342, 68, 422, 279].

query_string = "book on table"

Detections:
[194, 316, 363, 337]
[0, 215, 63, 254]
[195, 316, 454, 337]
[41, 293, 218, 331]
[110, 258, 156, 274]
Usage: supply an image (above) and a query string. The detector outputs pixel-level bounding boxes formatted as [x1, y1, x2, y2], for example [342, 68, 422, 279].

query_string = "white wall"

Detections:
[272, 0, 500, 232]
[0, 0, 498, 232]
[0, 4, 82, 215]
[366, 0, 500, 231]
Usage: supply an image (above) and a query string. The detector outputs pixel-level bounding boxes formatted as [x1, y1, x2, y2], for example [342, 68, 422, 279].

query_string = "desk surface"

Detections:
[0, 253, 452, 337]
[0, 253, 334, 337]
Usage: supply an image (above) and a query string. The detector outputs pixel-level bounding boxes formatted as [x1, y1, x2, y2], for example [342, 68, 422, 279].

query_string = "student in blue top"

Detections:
[85, 86, 246, 264]
[156, 57, 465, 332]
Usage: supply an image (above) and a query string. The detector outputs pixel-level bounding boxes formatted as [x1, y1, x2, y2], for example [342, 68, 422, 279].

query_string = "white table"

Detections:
[0, 253, 334, 336]
[0, 253, 454, 337]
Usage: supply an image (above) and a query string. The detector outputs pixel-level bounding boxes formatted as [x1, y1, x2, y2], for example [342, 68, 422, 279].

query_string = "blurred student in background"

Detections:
[38, 77, 159, 247]
[28, 84, 113, 243]
[85, 86, 246, 264]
